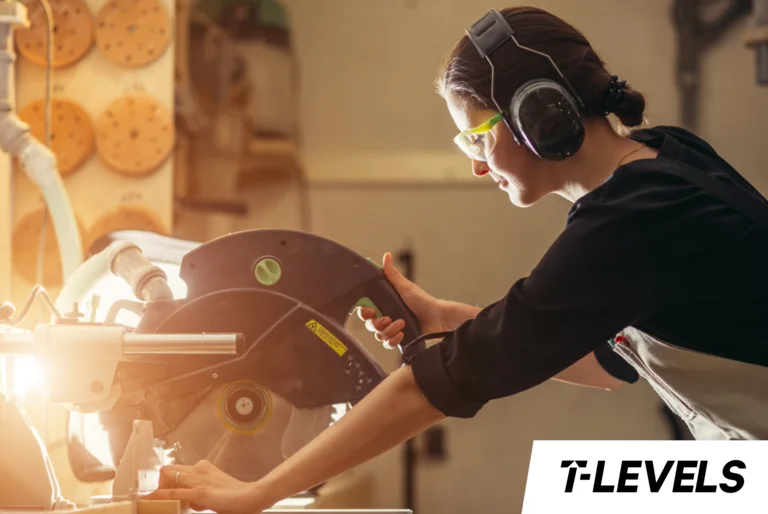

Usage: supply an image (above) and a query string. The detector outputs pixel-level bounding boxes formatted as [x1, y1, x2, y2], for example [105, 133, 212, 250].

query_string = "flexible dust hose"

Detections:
[55, 241, 174, 315]
[0, 22, 84, 280]
[54, 241, 131, 314]
[110, 243, 174, 303]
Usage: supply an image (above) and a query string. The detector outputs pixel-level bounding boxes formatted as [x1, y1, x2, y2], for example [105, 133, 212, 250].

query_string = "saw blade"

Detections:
[162, 380, 334, 482]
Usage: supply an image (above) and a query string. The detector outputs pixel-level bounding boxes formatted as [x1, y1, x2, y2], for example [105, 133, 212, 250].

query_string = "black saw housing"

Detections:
[86, 228, 424, 474]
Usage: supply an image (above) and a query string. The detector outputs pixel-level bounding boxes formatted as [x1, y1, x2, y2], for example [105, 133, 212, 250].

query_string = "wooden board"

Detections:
[10, 0, 176, 314]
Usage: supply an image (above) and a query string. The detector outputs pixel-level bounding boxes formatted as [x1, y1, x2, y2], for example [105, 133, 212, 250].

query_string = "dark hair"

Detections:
[436, 7, 646, 128]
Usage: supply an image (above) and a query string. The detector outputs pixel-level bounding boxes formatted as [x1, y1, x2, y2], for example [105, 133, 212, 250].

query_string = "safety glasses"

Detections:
[453, 112, 504, 162]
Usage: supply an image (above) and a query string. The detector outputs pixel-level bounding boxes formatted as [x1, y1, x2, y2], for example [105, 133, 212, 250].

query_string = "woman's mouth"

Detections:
[487, 172, 508, 189]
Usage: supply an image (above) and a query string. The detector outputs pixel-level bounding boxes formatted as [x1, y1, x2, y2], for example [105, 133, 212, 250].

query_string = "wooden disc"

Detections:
[12, 208, 86, 286]
[17, 98, 95, 176]
[95, 95, 174, 176]
[14, 0, 95, 69]
[85, 204, 168, 250]
[94, 0, 171, 68]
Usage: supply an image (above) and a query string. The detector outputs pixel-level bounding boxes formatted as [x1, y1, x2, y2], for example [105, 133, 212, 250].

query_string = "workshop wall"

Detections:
[185, 0, 767, 513]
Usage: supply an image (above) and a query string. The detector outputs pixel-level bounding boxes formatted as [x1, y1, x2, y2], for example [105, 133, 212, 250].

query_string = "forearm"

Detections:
[438, 300, 482, 331]
[252, 366, 445, 507]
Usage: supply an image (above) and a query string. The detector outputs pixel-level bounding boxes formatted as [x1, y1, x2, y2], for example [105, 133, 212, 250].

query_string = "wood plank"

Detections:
[137, 499, 181, 514]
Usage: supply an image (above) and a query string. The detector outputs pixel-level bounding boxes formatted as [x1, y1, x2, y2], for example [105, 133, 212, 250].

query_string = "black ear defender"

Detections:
[465, 9, 586, 161]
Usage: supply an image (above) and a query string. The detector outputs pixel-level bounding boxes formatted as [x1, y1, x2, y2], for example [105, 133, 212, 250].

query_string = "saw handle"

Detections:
[356, 273, 426, 363]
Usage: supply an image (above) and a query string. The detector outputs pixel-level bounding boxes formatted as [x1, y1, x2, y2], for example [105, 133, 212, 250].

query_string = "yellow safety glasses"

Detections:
[453, 112, 504, 162]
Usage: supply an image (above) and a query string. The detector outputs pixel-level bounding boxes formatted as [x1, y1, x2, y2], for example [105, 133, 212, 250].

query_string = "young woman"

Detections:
[149, 6, 768, 511]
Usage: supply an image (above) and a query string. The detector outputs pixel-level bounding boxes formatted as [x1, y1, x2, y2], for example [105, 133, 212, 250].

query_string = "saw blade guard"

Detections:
[95, 229, 423, 483]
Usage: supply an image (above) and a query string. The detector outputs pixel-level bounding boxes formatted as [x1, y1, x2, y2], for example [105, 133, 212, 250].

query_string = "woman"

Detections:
[149, 6, 768, 511]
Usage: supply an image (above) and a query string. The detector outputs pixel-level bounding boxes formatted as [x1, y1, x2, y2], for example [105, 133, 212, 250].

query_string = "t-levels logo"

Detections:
[561, 460, 746, 494]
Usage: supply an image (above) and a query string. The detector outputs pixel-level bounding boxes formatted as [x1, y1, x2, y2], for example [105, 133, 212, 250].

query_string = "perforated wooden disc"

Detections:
[13, 208, 86, 286]
[85, 204, 168, 250]
[14, 0, 95, 69]
[94, 0, 171, 68]
[95, 95, 174, 176]
[18, 98, 95, 176]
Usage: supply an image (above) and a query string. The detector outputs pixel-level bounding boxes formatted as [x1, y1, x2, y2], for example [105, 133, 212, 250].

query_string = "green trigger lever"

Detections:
[353, 297, 383, 318]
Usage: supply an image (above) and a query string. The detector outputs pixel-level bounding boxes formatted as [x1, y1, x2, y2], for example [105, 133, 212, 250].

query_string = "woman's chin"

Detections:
[503, 186, 537, 208]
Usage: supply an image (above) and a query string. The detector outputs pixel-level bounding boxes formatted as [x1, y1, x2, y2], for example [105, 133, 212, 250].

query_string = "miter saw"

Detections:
[0, 228, 424, 509]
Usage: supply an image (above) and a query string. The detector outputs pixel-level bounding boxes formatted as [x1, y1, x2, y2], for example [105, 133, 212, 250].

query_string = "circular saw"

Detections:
[89, 229, 424, 483]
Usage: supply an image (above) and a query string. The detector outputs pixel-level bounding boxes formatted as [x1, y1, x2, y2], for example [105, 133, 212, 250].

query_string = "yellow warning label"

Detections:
[306, 319, 348, 356]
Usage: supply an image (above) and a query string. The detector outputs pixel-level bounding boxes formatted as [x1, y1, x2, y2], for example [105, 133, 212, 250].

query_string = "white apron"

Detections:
[611, 327, 768, 439]
[608, 160, 768, 440]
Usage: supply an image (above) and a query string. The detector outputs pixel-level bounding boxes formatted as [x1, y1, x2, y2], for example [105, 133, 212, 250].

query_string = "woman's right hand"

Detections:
[357, 252, 446, 349]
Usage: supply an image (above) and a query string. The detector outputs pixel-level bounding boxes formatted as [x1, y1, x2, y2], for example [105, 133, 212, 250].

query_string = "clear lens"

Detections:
[454, 129, 497, 162]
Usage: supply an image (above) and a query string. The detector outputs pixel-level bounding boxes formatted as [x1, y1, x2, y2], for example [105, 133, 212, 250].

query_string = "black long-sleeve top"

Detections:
[409, 126, 768, 418]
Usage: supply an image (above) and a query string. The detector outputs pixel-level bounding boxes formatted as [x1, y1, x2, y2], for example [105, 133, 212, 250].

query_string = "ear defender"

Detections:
[509, 79, 585, 161]
[465, 9, 586, 161]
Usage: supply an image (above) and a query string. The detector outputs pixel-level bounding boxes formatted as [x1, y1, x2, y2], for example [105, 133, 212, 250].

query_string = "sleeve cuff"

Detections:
[408, 340, 487, 419]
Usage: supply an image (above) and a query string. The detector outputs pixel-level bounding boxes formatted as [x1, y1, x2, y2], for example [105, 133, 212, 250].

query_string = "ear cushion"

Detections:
[509, 79, 585, 161]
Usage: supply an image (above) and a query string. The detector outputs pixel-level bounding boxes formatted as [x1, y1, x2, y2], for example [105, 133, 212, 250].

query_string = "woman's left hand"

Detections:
[146, 460, 270, 514]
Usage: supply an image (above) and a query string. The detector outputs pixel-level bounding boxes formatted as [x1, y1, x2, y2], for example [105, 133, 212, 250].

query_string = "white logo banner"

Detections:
[522, 441, 768, 513]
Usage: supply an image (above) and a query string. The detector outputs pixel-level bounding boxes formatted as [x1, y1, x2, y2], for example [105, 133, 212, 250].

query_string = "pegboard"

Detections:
[9, 0, 176, 310]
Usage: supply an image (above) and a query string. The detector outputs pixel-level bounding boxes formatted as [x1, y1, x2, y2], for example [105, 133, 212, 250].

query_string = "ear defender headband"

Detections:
[465, 9, 586, 161]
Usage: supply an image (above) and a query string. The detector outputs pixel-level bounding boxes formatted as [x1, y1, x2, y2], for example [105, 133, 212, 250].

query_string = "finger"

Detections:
[146, 487, 203, 503]
[382, 332, 404, 350]
[364, 316, 391, 333]
[356, 307, 378, 321]
[377, 330, 403, 346]
[380, 319, 405, 340]
[158, 466, 197, 490]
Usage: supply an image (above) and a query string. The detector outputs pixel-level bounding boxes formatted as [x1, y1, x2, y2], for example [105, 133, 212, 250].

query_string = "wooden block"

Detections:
[137, 499, 182, 514]
[71, 501, 135, 514]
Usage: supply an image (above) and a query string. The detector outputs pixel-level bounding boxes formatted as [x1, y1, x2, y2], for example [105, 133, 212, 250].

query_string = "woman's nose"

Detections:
[472, 159, 490, 177]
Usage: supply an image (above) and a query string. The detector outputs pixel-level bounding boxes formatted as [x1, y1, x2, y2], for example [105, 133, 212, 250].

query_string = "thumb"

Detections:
[382, 252, 413, 293]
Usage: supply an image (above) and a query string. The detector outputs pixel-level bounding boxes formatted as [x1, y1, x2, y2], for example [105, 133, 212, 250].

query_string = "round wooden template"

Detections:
[96, 95, 174, 176]
[85, 204, 168, 250]
[94, 0, 171, 68]
[18, 98, 95, 176]
[14, 0, 95, 69]
[13, 208, 86, 287]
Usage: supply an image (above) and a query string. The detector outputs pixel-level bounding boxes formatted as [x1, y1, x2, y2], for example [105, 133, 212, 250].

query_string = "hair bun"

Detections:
[604, 75, 645, 127]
